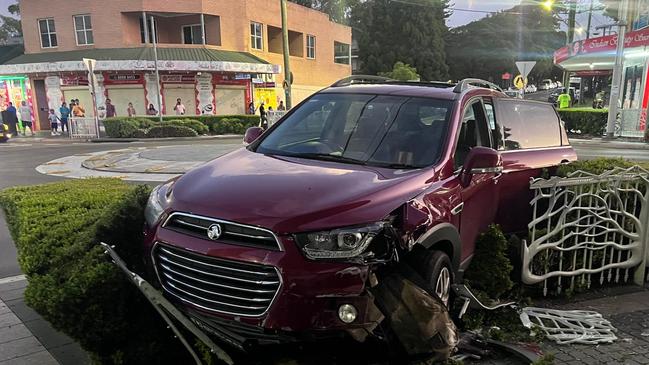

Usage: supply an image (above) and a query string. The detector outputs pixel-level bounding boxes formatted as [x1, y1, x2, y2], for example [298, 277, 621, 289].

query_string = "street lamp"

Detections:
[542, 0, 554, 11]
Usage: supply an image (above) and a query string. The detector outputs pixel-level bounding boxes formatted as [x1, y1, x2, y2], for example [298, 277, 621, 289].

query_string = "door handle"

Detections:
[451, 202, 464, 216]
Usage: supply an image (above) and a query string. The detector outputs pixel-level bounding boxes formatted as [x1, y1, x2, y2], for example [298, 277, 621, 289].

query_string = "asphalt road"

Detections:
[0, 136, 647, 278]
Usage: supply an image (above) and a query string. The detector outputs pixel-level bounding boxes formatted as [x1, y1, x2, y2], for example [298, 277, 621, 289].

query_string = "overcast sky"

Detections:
[0, 0, 11, 16]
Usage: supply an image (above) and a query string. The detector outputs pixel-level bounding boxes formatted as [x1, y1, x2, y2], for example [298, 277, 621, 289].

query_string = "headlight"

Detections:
[144, 185, 165, 227]
[296, 222, 386, 260]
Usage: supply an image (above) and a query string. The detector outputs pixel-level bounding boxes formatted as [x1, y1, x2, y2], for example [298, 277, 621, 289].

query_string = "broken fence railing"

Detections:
[520, 307, 617, 345]
[522, 166, 649, 296]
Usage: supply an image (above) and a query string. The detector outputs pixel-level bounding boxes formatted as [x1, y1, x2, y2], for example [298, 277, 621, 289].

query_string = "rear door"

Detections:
[492, 99, 577, 233]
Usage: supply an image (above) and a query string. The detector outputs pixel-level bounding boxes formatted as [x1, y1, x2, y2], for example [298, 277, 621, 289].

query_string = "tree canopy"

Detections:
[352, 0, 450, 81]
[289, 0, 359, 24]
[446, 2, 564, 83]
[379, 61, 420, 81]
[0, 2, 21, 44]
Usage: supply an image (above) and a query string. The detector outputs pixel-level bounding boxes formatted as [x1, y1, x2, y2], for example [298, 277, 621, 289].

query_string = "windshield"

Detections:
[255, 93, 452, 168]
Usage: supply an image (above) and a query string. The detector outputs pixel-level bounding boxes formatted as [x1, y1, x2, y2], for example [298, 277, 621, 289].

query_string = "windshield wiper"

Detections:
[278, 152, 367, 165]
[368, 162, 422, 169]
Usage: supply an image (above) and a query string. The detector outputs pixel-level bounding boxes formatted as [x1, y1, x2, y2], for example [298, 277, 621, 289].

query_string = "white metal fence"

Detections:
[69, 118, 100, 139]
[522, 166, 649, 295]
[618, 109, 644, 138]
[266, 111, 287, 127]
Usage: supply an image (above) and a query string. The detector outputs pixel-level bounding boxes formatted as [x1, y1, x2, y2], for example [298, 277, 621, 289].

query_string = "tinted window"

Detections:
[497, 100, 561, 150]
[483, 101, 503, 150]
[256, 93, 453, 168]
[454, 100, 491, 169]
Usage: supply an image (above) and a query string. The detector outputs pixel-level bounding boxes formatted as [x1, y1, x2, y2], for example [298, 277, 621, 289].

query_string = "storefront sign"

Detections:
[45, 76, 64, 113]
[106, 74, 142, 84]
[161, 74, 196, 83]
[555, 27, 649, 64]
[61, 75, 89, 86]
[235, 73, 251, 80]
[213, 73, 248, 86]
[196, 73, 215, 115]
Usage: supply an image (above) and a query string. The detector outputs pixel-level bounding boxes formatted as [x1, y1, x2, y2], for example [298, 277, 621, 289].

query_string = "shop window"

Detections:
[182, 24, 203, 45]
[140, 17, 158, 43]
[74, 14, 93, 46]
[251, 22, 263, 50]
[307, 35, 316, 59]
[38, 18, 57, 48]
[334, 41, 350, 65]
[267, 25, 282, 54]
[622, 65, 644, 109]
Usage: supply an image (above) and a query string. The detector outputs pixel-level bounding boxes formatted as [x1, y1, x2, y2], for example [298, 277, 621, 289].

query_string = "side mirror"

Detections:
[243, 126, 264, 145]
[460, 147, 503, 187]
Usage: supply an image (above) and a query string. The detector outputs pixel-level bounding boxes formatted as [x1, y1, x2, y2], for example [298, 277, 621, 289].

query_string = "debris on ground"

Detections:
[520, 307, 617, 344]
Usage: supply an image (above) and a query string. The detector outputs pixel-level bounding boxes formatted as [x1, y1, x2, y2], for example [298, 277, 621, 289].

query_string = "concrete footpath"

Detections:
[0, 276, 88, 365]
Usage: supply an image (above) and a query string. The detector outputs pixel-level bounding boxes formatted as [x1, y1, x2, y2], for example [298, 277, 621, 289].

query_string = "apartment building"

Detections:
[0, 0, 351, 130]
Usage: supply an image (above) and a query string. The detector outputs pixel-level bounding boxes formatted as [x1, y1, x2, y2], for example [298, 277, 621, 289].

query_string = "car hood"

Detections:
[167, 148, 432, 234]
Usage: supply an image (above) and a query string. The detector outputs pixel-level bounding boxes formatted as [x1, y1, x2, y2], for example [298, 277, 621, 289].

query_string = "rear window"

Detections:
[495, 100, 561, 150]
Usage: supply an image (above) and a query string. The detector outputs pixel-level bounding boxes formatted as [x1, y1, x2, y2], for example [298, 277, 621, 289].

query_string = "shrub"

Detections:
[463, 224, 514, 300]
[146, 125, 198, 138]
[165, 119, 209, 135]
[645, 126, 649, 143]
[557, 109, 608, 136]
[0, 179, 189, 363]
[556, 157, 636, 177]
[103, 118, 139, 138]
[210, 117, 247, 134]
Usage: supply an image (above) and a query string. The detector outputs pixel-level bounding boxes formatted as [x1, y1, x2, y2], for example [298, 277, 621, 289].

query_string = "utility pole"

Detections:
[280, 0, 292, 109]
[564, 0, 577, 88]
[151, 16, 164, 123]
[586, 0, 594, 38]
[606, 0, 630, 139]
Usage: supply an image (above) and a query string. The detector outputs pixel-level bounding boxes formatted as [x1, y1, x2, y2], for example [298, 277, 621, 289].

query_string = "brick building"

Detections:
[0, 0, 351, 130]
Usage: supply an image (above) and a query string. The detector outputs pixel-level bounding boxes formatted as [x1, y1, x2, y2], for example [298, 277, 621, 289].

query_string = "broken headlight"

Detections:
[296, 222, 387, 260]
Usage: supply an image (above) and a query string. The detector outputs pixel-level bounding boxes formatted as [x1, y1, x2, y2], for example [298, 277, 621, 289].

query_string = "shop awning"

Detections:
[0, 46, 280, 75]
[0, 44, 24, 64]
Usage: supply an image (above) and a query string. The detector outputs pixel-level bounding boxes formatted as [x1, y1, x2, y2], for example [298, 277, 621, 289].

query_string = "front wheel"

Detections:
[420, 251, 454, 307]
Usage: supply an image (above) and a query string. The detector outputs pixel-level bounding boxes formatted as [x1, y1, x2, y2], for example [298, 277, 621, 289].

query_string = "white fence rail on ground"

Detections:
[522, 166, 649, 296]
[70, 118, 99, 139]
[266, 111, 287, 127]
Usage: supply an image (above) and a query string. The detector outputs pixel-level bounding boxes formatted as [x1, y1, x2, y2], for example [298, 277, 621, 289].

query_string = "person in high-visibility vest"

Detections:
[557, 88, 571, 109]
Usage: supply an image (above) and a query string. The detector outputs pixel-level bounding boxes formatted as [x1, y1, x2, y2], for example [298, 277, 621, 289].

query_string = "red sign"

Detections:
[555, 27, 649, 65]
[212, 73, 248, 86]
[61, 75, 89, 86]
[501, 72, 511, 80]
[574, 70, 612, 77]
[160, 74, 196, 83]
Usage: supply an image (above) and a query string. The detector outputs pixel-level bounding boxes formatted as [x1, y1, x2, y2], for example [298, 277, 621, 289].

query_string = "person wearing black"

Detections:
[4, 102, 18, 135]
[259, 102, 267, 129]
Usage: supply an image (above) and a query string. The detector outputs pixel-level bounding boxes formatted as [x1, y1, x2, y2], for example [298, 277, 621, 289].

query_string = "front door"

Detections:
[452, 98, 500, 261]
[33, 80, 49, 130]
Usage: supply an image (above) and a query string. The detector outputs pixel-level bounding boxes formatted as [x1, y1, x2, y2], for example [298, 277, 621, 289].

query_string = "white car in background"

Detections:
[525, 84, 537, 93]
[540, 79, 552, 90]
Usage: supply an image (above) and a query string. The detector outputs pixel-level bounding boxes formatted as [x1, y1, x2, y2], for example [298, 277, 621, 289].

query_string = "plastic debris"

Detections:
[520, 307, 617, 345]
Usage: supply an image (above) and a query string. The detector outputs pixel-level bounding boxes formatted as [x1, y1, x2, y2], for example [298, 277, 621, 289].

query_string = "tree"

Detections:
[446, 2, 564, 83]
[289, 0, 359, 24]
[352, 0, 449, 81]
[379, 61, 420, 81]
[0, 2, 21, 44]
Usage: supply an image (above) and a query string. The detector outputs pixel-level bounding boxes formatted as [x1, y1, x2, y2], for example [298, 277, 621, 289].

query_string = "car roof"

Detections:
[319, 84, 459, 100]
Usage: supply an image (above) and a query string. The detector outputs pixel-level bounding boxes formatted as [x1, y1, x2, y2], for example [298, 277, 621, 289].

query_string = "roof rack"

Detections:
[453, 78, 503, 93]
[330, 75, 393, 87]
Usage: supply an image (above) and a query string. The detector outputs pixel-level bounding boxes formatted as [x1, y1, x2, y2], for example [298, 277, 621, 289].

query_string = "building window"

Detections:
[182, 24, 203, 45]
[306, 35, 316, 59]
[334, 41, 350, 65]
[38, 18, 57, 48]
[74, 15, 93, 45]
[251, 22, 263, 50]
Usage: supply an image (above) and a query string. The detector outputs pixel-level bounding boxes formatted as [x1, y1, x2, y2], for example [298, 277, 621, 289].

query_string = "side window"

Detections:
[483, 100, 503, 150]
[454, 100, 490, 170]
[496, 100, 561, 150]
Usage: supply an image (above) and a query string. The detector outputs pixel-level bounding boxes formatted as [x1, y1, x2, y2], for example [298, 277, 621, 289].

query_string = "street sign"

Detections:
[514, 75, 527, 90]
[502, 72, 511, 80]
[515, 61, 536, 80]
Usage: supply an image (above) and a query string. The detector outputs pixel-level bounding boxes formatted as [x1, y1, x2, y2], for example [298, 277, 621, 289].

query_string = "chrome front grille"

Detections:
[163, 212, 281, 251]
[154, 244, 281, 317]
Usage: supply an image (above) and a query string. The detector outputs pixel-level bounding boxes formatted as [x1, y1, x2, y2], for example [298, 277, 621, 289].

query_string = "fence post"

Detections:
[634, 189, 649, 285]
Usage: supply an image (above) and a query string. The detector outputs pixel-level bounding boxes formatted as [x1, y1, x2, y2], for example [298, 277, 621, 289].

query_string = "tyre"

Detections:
[417, 250, 454, 307]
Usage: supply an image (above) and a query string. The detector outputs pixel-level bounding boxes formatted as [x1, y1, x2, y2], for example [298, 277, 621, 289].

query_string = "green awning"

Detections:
[2, 46, 269, 65]
[0, 44, 25, 64]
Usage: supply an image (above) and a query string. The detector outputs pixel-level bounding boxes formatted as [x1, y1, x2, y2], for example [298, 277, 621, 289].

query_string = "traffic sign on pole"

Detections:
[514, 75, 527, 90]
[515, 61, 536, 80]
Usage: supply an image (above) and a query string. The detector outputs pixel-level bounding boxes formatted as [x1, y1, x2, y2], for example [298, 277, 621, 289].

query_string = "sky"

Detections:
[0, 0, 11, 16]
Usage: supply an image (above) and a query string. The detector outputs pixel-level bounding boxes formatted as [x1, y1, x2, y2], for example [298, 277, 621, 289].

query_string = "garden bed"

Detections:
[103, 115, 260, 138]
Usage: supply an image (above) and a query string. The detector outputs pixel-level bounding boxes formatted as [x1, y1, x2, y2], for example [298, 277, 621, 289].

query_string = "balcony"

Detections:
[122, 12, 222, 47]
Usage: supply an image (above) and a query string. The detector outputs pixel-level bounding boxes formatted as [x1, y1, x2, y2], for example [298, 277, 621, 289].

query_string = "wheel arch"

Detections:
[414, 223, 462, 278]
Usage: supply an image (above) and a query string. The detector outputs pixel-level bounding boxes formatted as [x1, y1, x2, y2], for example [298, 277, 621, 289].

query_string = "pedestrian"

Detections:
[59, 102, 70, 134]
[277, 101, 286, 111]
[48, 109, 60, 136]
[5, 102, 18, 135]
[174, 98, 186, 115]
[248, 102, 255, 115]
[127, 102, 136, 117]
[19, 101, 34, 136]
[105, 98, 116, 118]
[259, 101, 267, 129]
[72, 100, 86, 117]
[146, 103, 158, 116]
[557, 88, 571, 109]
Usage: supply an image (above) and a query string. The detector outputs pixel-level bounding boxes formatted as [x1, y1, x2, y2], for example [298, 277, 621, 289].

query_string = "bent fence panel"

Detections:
[70, 117, 99, 139]
[522, 166, 649, 296]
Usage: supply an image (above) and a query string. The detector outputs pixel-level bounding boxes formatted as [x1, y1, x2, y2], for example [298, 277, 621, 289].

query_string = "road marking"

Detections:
[0, 275, 26, 285]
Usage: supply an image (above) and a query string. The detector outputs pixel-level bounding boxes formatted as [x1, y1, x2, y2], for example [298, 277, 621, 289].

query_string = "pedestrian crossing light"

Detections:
[541, 0, 554, 11]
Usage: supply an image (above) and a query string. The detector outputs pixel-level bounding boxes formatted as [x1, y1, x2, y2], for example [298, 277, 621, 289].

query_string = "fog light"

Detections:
[338, 304, 357, 324]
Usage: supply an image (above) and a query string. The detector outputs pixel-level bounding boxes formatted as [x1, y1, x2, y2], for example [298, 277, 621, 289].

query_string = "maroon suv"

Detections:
[142, 77, 576, 349]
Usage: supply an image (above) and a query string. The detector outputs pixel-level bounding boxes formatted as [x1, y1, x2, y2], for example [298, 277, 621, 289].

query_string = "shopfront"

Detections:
[0, 75, 35, 130]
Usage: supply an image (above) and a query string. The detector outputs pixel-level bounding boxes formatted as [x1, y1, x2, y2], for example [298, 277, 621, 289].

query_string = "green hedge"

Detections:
[147, 125, 198, 138]
[557, 109, 608, 136]
[104, 115, 259, 138]
[0, 179, 189, 363]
